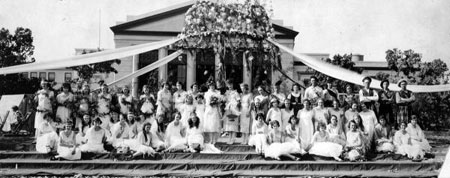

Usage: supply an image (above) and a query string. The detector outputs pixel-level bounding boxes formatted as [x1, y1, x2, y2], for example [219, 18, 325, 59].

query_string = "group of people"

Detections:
[29, 75, 432, 161]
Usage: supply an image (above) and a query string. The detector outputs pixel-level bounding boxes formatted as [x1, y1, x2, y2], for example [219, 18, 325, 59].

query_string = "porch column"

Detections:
[158, 47, 168, 84]
[131, 54, 139, 97]
[214, 53, 221, 81]
[243, 54, 252, 90]
[186, 51, 196, 89]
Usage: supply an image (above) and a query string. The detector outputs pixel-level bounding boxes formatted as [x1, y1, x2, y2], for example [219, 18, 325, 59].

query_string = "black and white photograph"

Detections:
[1, 0, 450, 177]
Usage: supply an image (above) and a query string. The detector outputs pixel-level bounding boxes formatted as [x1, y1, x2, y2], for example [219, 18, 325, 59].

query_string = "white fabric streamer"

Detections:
[0, 38, 180, 75]
[267, 38, 450, 93]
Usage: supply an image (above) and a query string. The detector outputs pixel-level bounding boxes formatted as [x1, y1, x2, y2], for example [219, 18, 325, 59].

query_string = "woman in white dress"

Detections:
[55, 122, 81, 160]
[297, 99, 315, 149]
[203, 82, 222, 144]
[180, 95, 196, 128]
[265, 120, 301, 161]
[280, 99, 294, 140]
[140, 85, 155, 124]
[223, 80, 241, 144]
[240, 83, 253, 144]
[165, 112, 188, 152]
[128, 122, 156, 159]
[309, 122, 343, 161]
[394, 122, 424, 160]
[56, 83, 74, 124]
[344, 120, 366, 161]
[266, 98, 282, 126]
[35, 114, 58, 153]
[248, 113, 268, 154]
[110, 114, 131, 148]
[150, 114, 167, 152]
[359, 102, 378, 150]
[328, 100, 345, 133]
[313, 99, 330, 130]
[34, 80, 55, 137]
[76, 114, 92, 145]
[406, 116, 432, 153]
[156, 82, 172, 122]
[173, 81, 187, 113]
[186, 116, 204, 153]
[80, 118, 107, 153]
[195, 95, 205, 129]
[97, 84, 112, 130]
[327, 115, 346, 146]
[374, 116, 395, 153]
[118, 86, 134, 116]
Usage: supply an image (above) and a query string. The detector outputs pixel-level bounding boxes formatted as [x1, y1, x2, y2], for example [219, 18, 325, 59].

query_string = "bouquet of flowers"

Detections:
[210, 95, 219, 106]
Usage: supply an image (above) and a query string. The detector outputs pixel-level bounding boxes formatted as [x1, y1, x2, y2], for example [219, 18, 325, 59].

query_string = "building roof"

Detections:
[354, 61, 388, 68]
[110, 0, 299, 39]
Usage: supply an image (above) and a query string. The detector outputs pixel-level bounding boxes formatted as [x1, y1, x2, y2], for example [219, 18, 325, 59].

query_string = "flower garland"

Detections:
[175, 0, 282, 83]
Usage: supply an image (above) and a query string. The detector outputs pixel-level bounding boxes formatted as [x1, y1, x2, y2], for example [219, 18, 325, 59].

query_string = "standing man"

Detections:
[395, 79, 415, 128]
[304, 76, 323, 106]
[359, 77, 378, 111]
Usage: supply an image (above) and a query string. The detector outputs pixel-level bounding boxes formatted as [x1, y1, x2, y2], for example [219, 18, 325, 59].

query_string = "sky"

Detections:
[1, 0, 450, 65]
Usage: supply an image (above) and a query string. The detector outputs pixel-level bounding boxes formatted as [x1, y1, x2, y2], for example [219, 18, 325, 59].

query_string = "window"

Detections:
[64, 72, 72, 82]
[48, 72, 55, 82]
[30, 72, 37, 78]
[39, 72, 46, 80]
[21, 72, 29, 79]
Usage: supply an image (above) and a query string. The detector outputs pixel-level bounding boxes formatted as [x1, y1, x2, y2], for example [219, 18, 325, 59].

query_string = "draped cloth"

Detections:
[267, 38, 450, 93]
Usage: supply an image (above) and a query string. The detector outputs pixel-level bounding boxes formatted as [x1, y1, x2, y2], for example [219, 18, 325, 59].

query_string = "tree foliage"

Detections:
[69, 49, 121, 82]
[0, 27, 40, 94]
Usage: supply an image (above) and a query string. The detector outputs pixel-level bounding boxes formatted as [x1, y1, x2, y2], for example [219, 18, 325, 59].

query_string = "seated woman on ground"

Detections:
[406, 115, 432, 153]
[343, 120, 366, 161]
[394, 122, 424, 160]
[110, 114, 131, 148]
[127, 122, 156, 159]
[374, 116, 394, 153]
[248, 113, 268, 154]
[327, 115, 346, 146]
[164, 112, 188, 152]
[55, 122, 81, 160]
[309, 122, 343, 161]
[80, 118, 107, 153]
[186, 116, 222, 153]
[265, 120, 302, 161]
[150, 114, 167, 152]
[352, 114, 370, 152]
[76, 114, 92, 145]
[36, 113, 59, 153]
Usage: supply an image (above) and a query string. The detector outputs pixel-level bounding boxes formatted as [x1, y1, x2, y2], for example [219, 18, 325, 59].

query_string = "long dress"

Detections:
[240, 93, 253, 134]
[374, 123, 394, 152]
[56, 92, 74, 124]
[195, 103, 205, 129]
[203, 90, 222, 133]
[156, 89, 172, 116]
[308, 131, 343, 158]
[406, 123, 432, 152]
[97, 93, 112, 129]
[165, 121, 187, 150]
[36, 121, 58, 153]
[57, 131, 81, 160]
[180, 104, 196, 128]
[34, 90, 54, 130]
[297, 109, 315, 149]
[359, 110, 378, 148]
[80, 127, 106, 153]
[224, 90, 240, 132]
[248, 123, 268, 153]
[394, 131, 424, 159]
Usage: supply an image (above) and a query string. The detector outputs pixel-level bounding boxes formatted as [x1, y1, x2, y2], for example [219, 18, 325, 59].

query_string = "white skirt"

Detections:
[309, 142, 343, 158]
[200, 143, 222, 153]
[396, 144, 424, 159]
[80, 142, 106, 153]
[56, 106, 71, 123]
[167, 136, 188, 150]
[376, 141, 395, 153]
[57, 146, 81, 160]
[248, 134, 268, 153]
[265, 141, 304, 159]
[202, 106, 221, 133]
[36, 132, 58, 153]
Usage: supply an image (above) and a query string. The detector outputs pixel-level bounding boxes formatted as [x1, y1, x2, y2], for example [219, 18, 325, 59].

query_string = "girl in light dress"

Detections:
[55, 122, 81, 160]
[223, 80, 241, 144]
[297, 99, 315, 149]
[128, 114, 142, 139]
[150, 114, 167, 152]
[344, 120, 366, 161]
[328, 100, 345, 133]
[80, 118, 107, 153]
[195, 95, 205, 129]
[239, 83, 253, 144]
[313, 99, 330, 130]
[406, 116, 432, 153]
[186, 116, 222, 153]
[76, 114, 92, 145]
[280, 99, 294, 141]
[34, 80, 55, 138]
[56, 83, 74, 124]
[265, 120, 302, 161]
[359, 102, 378, 150]
[266, 98, 282, 127]
[309, 122, 343, 161]
[353, 114, 370, 151]
[140, 85, 156, 124]
[248, 113, 268, 154]
[129, 122, 156, 159]
[156, 82, 172, 121]
[203, 82, 222, 145]
[36, 113, 58, 153]
[97, 84, 112, 130]
[118, 86, 134, 116]
[374, 116, 395, 153]
[180, 95, 196, 128]
[173, 81, 187, 113]
[165, 112, 188, 152]
[326, 115, 346, 146]
[110, 114, 131, 148]
[394, 122, 425, 160]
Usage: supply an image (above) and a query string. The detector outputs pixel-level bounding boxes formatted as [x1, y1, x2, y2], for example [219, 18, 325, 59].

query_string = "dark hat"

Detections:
[362, 76, 372, 83]
[94, 117, 102, 124]
[397, 79, 408, 87]
[380, 79, 390, 88]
